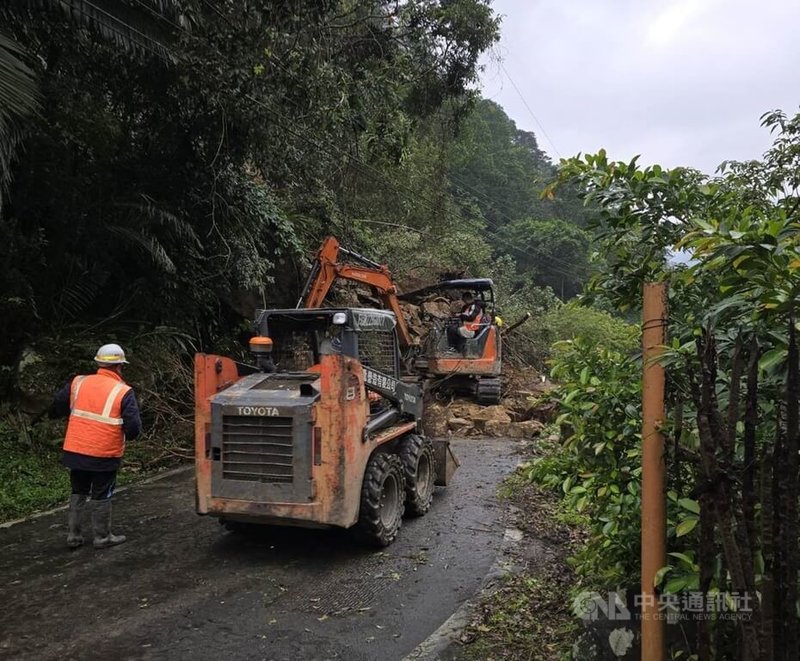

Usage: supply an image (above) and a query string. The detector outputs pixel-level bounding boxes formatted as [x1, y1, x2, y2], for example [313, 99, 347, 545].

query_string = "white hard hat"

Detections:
[94, 343, 129, 365]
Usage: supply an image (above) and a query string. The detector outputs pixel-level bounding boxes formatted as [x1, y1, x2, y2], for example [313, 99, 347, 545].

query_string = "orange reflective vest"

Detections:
[63, 369, 132, 458]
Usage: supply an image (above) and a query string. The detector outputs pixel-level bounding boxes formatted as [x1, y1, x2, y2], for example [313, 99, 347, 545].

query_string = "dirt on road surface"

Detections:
[0, 438, 519, 661]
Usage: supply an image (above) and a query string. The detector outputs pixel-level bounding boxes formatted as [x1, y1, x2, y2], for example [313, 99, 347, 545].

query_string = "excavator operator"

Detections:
[447, 292, 483, 354]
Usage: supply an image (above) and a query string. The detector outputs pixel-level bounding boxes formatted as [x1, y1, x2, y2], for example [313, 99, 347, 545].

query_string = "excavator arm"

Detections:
[297, 237, 414, 348]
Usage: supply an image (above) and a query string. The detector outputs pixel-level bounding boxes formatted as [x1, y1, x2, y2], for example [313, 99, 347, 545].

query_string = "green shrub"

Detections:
[529, 338, 702, 594]
[533, 305, 638, 355]
[528, 339, 642, 588]
[0, 411, 68, 520]
[501, 299, 637, 369]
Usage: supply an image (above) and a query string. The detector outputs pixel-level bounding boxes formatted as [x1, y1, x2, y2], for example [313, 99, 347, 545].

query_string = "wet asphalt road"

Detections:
[0, 438, 518, 661]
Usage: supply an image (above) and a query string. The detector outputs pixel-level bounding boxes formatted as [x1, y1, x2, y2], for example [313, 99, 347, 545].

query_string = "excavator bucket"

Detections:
[432, 439, 460, 486]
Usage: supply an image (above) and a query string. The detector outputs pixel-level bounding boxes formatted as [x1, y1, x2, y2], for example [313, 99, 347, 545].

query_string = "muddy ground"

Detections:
[0, 438, 521, 661]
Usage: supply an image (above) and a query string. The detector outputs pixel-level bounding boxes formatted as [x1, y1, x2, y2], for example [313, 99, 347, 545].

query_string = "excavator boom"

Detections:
[297, 236, 414, 348]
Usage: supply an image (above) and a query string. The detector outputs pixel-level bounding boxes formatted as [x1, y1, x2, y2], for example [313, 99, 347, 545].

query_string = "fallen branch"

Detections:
[501, 312, 532, 337]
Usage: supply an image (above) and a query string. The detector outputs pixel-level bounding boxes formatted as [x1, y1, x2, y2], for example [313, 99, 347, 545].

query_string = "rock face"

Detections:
[506, 419, 545, 439]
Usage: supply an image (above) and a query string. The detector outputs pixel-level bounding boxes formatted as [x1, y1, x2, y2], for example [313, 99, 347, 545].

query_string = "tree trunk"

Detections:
[698, 493, 715, 661]
[782, 316, 799, 660]
[726, 334, 744, 462]
[743, 336, 758, 560]
[772, 404, 785, 660]
[695, 332, 761, 660]
[759, 403, 776, 661]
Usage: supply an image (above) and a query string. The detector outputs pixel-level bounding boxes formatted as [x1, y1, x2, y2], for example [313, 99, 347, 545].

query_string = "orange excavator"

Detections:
[297, 236, 414, 348]
[296, 237, 503, 404]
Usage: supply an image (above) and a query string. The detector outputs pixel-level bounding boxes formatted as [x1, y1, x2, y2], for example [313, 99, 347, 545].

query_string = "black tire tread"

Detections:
[354, 453, 406, 547]
[398, 434, 436, 517]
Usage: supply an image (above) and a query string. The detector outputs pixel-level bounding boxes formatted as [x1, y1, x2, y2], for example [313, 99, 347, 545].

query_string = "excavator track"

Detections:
[475, 377, 502, 405]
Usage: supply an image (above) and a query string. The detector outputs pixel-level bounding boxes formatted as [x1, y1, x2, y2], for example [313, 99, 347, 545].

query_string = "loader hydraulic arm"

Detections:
[298, 236, 414, 348]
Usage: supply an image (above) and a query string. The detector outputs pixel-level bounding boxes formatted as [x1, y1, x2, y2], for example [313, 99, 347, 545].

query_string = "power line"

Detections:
[499, 61, 562, 160]
[78, 0, 171, 59]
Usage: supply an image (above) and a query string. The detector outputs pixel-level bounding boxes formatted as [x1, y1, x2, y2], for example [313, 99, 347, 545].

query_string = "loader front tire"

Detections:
[399, 434, 436, 517]
[354, 453, 405, 547]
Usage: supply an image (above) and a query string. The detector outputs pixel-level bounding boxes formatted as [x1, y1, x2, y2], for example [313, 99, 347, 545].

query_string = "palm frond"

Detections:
[0, 30, 40, 195]
[57, 266, 107, 321]
[0, 1, 186, 202]
[107, 225, 177, 273]
[113, 195, 200, 247]
[5, 0, 185, 61]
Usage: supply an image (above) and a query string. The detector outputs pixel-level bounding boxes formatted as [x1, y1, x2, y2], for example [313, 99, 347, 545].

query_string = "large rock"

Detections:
[447, 416, 473, 433]
[448, 401, 484, 421]
[472, 405, 512, 423]
[471, 405, 512, 434]
[421, 300, 452, 318]
[506, 419, 545, 439]
[483, 419, 511, 437]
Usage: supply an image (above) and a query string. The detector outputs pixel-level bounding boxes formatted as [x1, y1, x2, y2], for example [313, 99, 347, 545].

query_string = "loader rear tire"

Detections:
[399, 434, 436, 517]
[354, 453, 405, 547]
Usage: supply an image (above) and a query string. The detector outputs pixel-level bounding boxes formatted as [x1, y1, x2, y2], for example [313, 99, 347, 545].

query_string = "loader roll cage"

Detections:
[256, 308, 399, 376]
[254, 307, 421, 420]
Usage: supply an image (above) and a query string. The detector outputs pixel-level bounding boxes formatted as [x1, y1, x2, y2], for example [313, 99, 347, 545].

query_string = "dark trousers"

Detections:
[447, 325, 464, 351]
[70, 469, 117, 500]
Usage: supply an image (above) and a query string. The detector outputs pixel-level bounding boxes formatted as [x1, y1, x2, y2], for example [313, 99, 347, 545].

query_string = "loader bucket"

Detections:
[432, 439, 460, 486]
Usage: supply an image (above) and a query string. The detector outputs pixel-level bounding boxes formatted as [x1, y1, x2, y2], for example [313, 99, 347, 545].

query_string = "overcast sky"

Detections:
[480, 0, 800, 175]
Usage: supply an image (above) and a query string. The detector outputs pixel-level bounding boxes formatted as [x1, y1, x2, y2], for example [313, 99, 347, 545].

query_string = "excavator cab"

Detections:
[400, 279, 503, 405]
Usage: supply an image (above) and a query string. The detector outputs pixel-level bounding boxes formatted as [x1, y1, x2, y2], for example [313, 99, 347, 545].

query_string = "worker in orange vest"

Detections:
[50, 344, 141, 549]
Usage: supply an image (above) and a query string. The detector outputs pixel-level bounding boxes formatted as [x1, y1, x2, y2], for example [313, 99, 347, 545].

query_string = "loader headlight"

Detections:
[332, 312, 347, 325]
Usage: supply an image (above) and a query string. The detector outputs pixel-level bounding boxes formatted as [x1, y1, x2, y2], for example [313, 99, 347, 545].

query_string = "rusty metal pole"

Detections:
[641, 282, 667, 661]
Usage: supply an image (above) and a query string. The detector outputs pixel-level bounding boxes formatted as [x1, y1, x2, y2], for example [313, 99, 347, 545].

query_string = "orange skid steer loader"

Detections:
[195, 307, 458, 546]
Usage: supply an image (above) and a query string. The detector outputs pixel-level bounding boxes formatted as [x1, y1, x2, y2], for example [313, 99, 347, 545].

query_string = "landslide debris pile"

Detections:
[328, 280, 552, 439]
[423, 368, 555, 439]
[399, 297, 454, 344]
[330, 280, 457, 345]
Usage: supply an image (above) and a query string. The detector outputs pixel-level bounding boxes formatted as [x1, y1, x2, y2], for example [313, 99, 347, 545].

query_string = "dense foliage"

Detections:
[0, 1, 600, 518]
[529, 337, 642, 588]
[533, 110, 800, 660]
